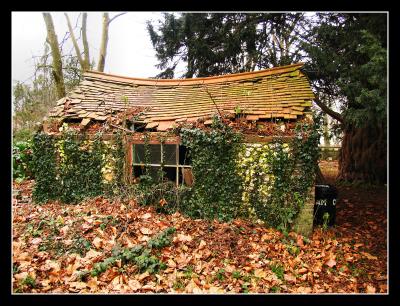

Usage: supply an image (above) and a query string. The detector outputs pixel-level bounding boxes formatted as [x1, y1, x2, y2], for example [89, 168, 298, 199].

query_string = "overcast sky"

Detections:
[11, 12, 181, 84]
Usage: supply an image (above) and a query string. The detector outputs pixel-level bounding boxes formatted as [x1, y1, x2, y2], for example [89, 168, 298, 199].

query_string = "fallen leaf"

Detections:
[128, 279, 141, 291]
[167, 259, 177, 268]
[297, 286, 312, 293]
[84, 249, 102, 260]
[185, 280, 200, 293]
[298, 267, 308, 274]
[92, 237, 103, 249]
[111, 275, 124, 286]
[254, 269, 267, 279]
[138, 271, 150, 281]
[159, 198, 167, 207]
[208, 286, 225, 293]
[87, 277, 98, 291]
[325, 258, 337, 268]
[140, 227, 152, 235]
[141, 213, 152, 219]
[142, 282, 156, 291]
[360, 252, 378, 260]
[174, 233, 193, 243]
[284, 273, 296, 283]
[366, 285, 376, 293]
[31, 237, 42, 245]
[198, 240, 207, 250]
[60, 225, 69, 236]
[14, 271, 28, 281]
[81, 223, 93, 233]
[69, 282, 87, 290]
[296, 236, 304, 247]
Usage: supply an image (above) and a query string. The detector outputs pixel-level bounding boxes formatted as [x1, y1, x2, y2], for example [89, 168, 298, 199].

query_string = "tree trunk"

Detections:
[64, 13, 85, 70]
[97, 13, 109, 72]
[81, 13, 90, 71]
[338, 122, 386, 184]
[42, 13, 65, 99]
[323, 113, 330, 147]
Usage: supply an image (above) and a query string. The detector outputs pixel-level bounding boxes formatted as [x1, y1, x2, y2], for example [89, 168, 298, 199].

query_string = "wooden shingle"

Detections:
[48, 63, 315, 127]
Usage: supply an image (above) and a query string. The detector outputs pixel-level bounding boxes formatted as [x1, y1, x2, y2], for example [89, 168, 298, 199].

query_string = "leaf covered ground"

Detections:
[12, 161, 387, 294]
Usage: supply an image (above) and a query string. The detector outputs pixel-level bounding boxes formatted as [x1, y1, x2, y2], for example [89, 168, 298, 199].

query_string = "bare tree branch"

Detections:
[314, 94, 344, 123]
[64, 13, 85, 70]
[202, 84, 223, 118]
[108, 12, 127, 25]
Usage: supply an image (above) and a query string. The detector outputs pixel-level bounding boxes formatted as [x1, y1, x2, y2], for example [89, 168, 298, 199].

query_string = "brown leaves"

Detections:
[12, 177, 387, 294]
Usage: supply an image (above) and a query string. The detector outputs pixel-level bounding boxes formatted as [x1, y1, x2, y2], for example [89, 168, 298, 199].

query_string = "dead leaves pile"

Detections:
[12, 179, 387, 294]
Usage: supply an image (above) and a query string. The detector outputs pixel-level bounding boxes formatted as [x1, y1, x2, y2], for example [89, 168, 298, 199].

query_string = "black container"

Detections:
[313, 184, 338, 226]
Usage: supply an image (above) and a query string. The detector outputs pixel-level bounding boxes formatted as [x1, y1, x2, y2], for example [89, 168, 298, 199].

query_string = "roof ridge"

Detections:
[82, 63, 305, 86]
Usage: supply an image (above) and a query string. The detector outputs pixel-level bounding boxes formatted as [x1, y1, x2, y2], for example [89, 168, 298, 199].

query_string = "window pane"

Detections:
[133, 144, 145, 164]
[163, 144, 177, 165]
[149, 145, 161, 164]
[133, 144, 161, 164]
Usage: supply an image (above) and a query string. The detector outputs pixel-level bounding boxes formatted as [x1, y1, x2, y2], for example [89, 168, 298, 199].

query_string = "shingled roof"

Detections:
[48, 63, 315, 131]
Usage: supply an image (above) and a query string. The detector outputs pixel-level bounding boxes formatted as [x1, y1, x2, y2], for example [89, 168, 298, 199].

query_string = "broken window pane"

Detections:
[179, 145, 191, 165]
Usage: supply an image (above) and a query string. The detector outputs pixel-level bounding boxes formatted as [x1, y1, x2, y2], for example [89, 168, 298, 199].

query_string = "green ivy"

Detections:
[105, 131, 127, 197]
[239, 117, 321, 231]
[31, 133, 60, 203]
[180, 116, 243, 221]
[32, 130, 106, 204]
[13, 140, 33, 182]
[58, 130, 105, 204]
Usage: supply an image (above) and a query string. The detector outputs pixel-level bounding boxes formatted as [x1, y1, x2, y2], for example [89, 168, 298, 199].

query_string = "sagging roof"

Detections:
[48, 63, 315, 131]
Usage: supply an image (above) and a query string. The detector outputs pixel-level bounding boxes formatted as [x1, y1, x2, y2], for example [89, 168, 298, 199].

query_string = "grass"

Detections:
[232, 270, 242, 279]
[270, 262, 284, 281]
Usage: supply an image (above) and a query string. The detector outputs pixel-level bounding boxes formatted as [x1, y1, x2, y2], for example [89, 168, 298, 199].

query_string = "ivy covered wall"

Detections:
[31, 117, 320, 235]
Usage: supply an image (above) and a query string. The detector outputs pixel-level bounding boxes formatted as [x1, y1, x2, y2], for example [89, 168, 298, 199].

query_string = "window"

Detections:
[132, 143, 192, 186]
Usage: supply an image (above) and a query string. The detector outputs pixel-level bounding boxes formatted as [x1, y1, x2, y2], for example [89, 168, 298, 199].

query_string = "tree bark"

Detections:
[97, 13, 110, 72]
[338, 122, 386, 184]
[42, 13, 65, 99]
[323, 113, 330, 147]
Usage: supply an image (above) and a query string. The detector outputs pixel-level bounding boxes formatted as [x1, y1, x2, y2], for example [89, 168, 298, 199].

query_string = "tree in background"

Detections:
[42, 13, 66, 99]
[147, 13, 307, 78]
[303, 13, 387, 184]
[13, 12, 126, 141]
[147, 12, 387, 185]
[13, 44, 81, 141]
